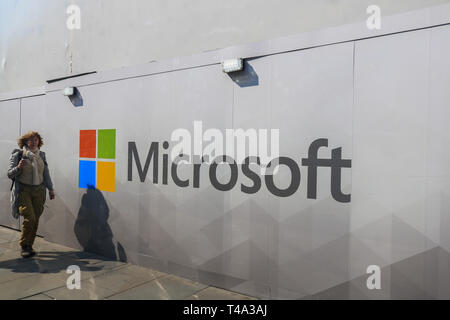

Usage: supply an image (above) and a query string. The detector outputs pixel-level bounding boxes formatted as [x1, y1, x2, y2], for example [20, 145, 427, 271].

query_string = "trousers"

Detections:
[18, 183, 45, 247]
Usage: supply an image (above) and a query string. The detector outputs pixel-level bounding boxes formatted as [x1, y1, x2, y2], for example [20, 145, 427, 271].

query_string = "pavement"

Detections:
[0, 226, 257, 300]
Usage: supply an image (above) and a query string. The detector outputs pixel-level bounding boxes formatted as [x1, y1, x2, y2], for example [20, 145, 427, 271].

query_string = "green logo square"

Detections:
[98, 129, 116, 159]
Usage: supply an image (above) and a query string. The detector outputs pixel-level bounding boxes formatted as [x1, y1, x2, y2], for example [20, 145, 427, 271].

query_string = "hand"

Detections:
[17, 159, 25, 169]
[49, 190, 55, 200]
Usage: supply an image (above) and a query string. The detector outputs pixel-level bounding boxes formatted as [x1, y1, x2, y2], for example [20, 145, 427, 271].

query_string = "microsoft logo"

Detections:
[78, 129, 116, 192]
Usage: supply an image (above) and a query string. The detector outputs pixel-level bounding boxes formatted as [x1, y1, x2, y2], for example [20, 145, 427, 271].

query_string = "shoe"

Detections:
[21, 245, 35, 258]
[28, 245, 36, 257]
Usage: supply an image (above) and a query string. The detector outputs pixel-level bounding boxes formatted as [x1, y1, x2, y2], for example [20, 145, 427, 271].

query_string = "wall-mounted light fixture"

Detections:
[222, 58, 244, 73]
[62, 86, 83, 107]
[63, 87, 75, 96]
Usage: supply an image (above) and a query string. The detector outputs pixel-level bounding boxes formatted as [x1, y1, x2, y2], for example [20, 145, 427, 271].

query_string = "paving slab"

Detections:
[44, 278, 117, 300]
[0, 241, 19, 251]
[0, 238, 12, 244]
[31, 239, 80, 254]
[0, 247, 22, 262]
[0, 234, 20, 242]
[0, 267, 38, 284]
[106, 274, 209, 300]
[0, 228, 20, 239]
[0, 226, 258, 300]
[22, 293, 55, 300]
[85, 264, 167, 292]
[1, 250, 106, 275]
[185, 287, 258, 300]
[37, 253, 129, 279]
[0, 270, 69, 299]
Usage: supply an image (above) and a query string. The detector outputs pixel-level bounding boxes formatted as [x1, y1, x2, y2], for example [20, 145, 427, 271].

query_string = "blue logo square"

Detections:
[79, 160, 96, 189]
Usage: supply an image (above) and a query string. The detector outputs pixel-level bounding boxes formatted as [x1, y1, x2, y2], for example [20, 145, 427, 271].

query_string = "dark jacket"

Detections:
[7, 148, 54, 219]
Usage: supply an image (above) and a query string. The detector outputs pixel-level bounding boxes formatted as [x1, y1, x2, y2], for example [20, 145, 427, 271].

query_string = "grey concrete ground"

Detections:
[0, 226, 257, 300]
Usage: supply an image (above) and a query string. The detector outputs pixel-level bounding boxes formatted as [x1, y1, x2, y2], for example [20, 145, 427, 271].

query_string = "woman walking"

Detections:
[7, 131, 55, 258]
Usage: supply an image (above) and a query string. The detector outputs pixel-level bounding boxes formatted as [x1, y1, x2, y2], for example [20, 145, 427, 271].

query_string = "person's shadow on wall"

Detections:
[74, 185, 127, 262]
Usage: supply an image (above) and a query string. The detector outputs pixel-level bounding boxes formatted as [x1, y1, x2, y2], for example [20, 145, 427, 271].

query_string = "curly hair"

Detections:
[17, 131, 44, 149]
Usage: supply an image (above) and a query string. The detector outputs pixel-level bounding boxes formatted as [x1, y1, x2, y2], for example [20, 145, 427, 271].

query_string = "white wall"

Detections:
[1, 0, 450, 93]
